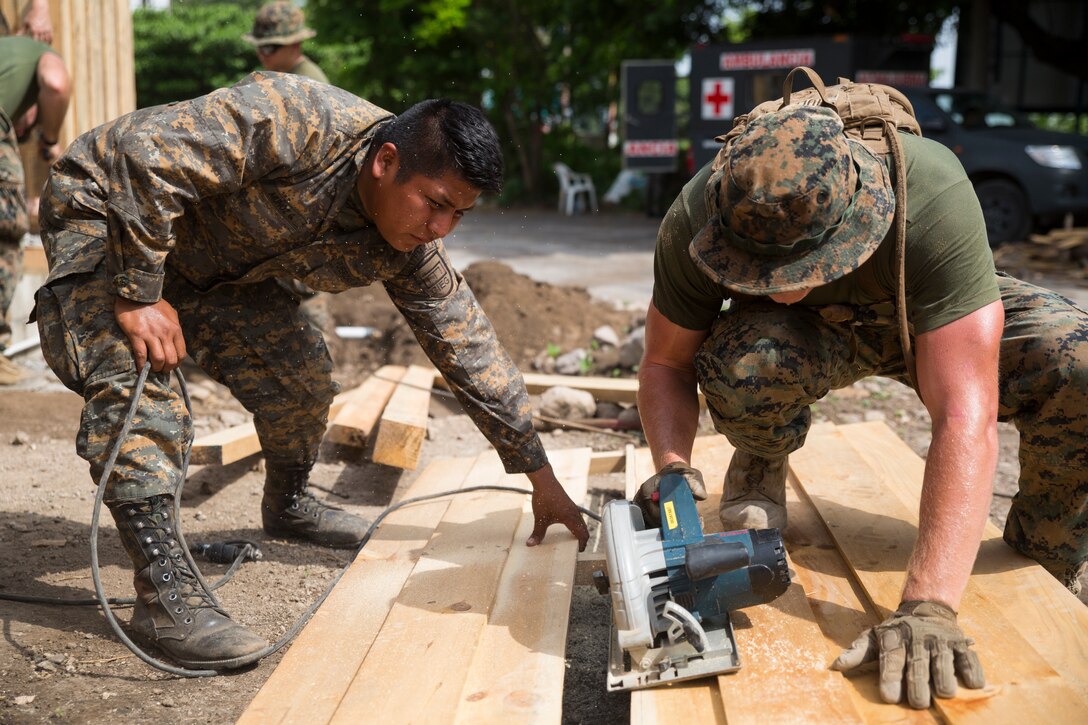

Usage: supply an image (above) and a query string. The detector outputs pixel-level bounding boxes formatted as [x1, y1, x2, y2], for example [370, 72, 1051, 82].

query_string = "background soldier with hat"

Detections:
[635, 103, 1087, 709]
[243, 0, 328, 83]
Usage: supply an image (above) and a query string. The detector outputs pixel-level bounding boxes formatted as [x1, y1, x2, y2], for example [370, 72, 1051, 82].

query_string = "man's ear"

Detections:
[371, 142, 399, 180]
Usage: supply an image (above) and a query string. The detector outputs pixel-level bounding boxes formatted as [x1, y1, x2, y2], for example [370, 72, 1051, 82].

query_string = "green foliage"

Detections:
[721, 0, 957, 38]
[306, 0, 719, 202]
[133, 3, 259, 107]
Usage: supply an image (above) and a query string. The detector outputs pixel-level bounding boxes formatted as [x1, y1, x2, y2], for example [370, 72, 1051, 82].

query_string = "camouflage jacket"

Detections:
[39, 72, 546, 473]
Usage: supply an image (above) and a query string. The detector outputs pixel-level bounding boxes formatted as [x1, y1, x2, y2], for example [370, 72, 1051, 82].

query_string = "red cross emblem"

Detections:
[702, 77, 734, 120]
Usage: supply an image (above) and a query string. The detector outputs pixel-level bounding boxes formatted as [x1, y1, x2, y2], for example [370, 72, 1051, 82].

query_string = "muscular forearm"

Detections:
[638, 362, 701, 470]
[902, 416, 997, 609]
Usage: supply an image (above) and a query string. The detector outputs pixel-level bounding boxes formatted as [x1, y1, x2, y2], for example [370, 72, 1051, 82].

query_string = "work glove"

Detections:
[832, 600, 985, 709]
[633, 462, 707, 527]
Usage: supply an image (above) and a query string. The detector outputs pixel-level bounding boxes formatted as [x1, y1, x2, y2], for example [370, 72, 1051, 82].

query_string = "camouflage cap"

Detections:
[690, 105, 894, 295]
[242, 1, 316, 46]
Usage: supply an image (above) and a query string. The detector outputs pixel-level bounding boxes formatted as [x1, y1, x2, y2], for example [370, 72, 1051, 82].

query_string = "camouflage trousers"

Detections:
[0, 117, 28, 346]
[35, 231, 338, 504]
[695, 274, 1088, 585]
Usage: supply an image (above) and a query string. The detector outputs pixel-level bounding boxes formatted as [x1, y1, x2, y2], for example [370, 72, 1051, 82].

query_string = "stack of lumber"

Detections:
[192, 368, 642, 468]
[993, 227, 1088, 280]
[237, 420, 1087, 723]
[237, 446, 593, 723]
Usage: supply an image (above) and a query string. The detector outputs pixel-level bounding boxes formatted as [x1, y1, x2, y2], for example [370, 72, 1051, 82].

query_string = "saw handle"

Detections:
[685, 540, 750, 581]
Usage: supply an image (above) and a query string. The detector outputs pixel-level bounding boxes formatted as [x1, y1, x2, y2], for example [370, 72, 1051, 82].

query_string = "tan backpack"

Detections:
[711, 67, 923, 390]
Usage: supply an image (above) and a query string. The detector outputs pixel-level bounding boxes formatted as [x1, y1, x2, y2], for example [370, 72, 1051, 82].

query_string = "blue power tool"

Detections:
[595, 472, 791, 691]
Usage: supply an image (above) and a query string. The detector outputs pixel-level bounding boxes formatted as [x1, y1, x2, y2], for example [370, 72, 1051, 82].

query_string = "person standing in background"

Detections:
[243, 1, 328, 83]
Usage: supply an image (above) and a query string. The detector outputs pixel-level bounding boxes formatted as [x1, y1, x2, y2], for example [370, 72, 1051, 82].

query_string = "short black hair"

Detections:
[372, 98, 503, 195]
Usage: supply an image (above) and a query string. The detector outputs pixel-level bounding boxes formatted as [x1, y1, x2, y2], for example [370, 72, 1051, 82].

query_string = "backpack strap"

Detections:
[877, 117, 920, 398]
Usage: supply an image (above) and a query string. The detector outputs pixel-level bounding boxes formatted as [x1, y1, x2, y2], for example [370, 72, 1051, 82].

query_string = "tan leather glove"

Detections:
[832, 600, 985, 709]
[632, 462, 707, 527]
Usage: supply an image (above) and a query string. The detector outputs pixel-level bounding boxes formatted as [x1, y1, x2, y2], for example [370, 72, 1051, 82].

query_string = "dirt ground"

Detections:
[1, 245, 1085, 724]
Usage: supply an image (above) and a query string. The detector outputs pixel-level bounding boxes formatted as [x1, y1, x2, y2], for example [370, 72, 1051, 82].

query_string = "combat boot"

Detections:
[262, 462, 370, 549]
[719, 451, 788, 531]
[111, 495, 268, 669]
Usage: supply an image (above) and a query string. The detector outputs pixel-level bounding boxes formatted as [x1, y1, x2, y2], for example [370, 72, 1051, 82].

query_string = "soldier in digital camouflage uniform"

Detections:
[243, 1, 333, 333]
[0, 34, 69, 384]
[244, 1, 328, 84]
[635, 105, 1086, 709]
[35, 71, 589, 670]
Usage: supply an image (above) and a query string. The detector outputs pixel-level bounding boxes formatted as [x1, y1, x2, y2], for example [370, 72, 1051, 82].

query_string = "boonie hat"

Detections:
[242, 1, 316, 46]
[690, 105, 894, 294]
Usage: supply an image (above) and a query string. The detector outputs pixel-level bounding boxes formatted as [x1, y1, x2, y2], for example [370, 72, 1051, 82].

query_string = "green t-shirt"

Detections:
[291, 56, 329, 84]
[653, 133, 999, 334]
[0, 36, 52, 120]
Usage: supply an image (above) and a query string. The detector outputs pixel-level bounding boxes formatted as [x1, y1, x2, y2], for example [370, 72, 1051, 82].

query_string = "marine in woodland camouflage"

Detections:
[693, 275, 1088, 590]
[35, 72, 545, 502]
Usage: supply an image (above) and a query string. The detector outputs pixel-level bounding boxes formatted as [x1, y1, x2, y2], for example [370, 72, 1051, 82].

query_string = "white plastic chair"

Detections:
[553, 162, 598, 215]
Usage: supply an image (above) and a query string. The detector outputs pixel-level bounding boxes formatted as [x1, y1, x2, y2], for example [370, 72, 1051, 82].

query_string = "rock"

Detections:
[592, 325, 620, 348]
[589, 346, 620, 372]
[12, 431, 30, 446]
[617, 405, 642, 429]
[14, 695, 35, 705]
[619, 326, 645, 368]
[863, 410, 886, 423]
[595, 402, 623, 419]
[217, 409, 248, 428]
[532, 350, 557, 374]
[35, 659, 57, 672]
[538, 386, 597, 420]
[554, 348, 588, 375]
[30, 538, 67, 548]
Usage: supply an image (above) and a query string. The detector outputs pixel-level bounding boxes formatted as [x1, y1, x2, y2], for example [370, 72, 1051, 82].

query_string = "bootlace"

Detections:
[133, 505, 218, 616]
[744, 455, 771, 488]
[289, 491, 336, 520]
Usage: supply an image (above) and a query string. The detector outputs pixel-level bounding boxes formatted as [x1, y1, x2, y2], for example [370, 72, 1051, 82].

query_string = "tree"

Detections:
[133, 3, 259, 108]
[307, 0, 721, 201]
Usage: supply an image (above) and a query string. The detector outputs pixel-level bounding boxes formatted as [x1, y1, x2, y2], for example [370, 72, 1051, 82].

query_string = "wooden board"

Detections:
[792, 424, 1088, 722]
[371, 364, 435, 470]
[630, 423, 1087, 723]
[191, 377, 381, 465]
[325, 365, 406, 447]
[240, 447, 591, 724]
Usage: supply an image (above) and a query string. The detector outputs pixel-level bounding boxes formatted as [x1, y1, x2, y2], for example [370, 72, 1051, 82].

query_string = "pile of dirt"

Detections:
[325, 260, 641, 389]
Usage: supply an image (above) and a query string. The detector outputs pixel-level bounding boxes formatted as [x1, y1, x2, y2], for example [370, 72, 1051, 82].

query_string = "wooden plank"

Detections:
[327, 454, 526, 723]
[325, 365, 406, 447]
[792, 425, 1088, 722]
[237, 455, 479, 725]
[631, 681, 726, 725]
[190, 383, 370, 466]
[189, 421, 260, 466]
[692, 439, 864, 724]
[433, 369, 642, 404]
[21, 245, 48, 276]
[371, 364, 435, 470]
[837, 421, 1088, 704]
[589, 449, 626, 474]
[455, 447, 592, 722]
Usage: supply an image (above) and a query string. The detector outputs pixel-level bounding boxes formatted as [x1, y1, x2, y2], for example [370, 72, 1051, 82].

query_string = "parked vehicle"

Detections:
[903, 88, 1088, 245]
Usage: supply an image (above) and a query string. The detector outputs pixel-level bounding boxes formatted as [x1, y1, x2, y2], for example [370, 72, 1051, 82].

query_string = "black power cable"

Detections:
[3, 362, 601, 677]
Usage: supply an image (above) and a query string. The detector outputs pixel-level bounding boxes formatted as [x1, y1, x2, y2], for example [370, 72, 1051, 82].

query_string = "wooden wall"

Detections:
[2, 0, 136, 206]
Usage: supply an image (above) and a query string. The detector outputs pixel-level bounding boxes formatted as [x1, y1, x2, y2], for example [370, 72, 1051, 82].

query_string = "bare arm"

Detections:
[34, 52, 70, 162]
[637, 301, 710, 470]
[19, 0, 53, 44]
[902, 299, 1004, 609]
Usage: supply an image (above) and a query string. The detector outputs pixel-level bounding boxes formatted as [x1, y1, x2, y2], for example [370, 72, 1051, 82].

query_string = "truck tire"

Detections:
[974, 178, 1030, 246]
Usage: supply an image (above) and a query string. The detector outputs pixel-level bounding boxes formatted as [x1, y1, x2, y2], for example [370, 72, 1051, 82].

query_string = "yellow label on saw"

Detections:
[664, 501, 678, 529]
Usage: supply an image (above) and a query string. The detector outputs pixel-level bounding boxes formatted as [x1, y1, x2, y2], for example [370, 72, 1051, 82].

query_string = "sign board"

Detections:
[621, 60, 678, 172]
[688, 35, 931, 171]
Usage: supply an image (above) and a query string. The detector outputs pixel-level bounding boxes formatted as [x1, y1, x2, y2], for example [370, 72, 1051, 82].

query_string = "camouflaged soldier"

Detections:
[35, 72, 589, 670]
[0, 35, 69, 384]
[243, 1, 328, 83]
[243, 0, 332, 332]
[636, 105, 1087, 709]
